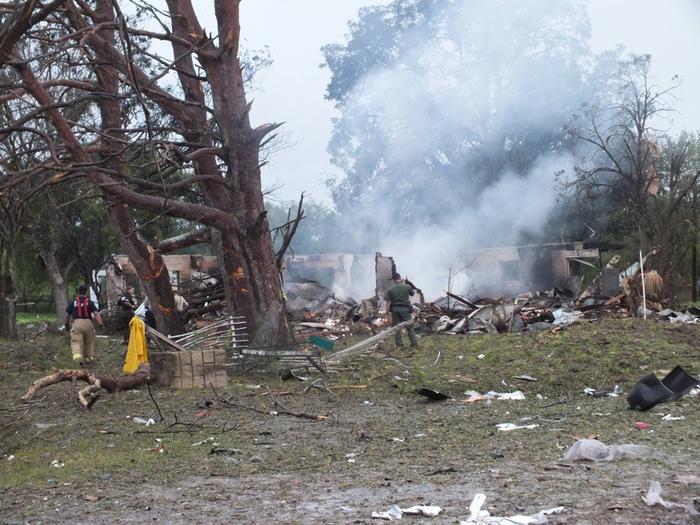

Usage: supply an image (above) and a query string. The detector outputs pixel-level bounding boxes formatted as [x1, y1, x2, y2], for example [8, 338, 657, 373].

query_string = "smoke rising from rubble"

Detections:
[379, 155, 573, 298]
[328, 0, 594, 299]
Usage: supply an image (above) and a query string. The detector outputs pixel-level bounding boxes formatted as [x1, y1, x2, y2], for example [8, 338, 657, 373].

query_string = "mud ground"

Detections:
[1, 318, 699, 524]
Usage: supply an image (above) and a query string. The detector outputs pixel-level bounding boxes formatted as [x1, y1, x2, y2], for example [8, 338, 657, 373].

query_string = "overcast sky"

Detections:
[235, 0, 700, 204]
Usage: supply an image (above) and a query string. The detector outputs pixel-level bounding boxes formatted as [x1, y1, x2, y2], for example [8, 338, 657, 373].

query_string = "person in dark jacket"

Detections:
[117, 286, 138, 343]
[384, 273, 418, 347]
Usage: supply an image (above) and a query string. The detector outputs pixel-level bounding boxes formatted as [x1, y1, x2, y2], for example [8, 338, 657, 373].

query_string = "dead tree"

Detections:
[573, 56, 700, 296]
[0, 1, 299, 345]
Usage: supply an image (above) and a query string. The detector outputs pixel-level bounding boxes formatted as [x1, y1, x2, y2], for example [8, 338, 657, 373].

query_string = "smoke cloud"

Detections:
[321, 0, 599, 299]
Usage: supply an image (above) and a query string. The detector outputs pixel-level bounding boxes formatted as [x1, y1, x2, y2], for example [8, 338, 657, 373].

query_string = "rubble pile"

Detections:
[175, 251, 698, 342]
[179, 272, 227, 329]
[418, 288, 609, 335]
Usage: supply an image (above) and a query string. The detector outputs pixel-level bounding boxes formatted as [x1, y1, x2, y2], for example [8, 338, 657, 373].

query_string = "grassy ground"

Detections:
[15, 312, 57, 325]
[1, 318, 699, 524]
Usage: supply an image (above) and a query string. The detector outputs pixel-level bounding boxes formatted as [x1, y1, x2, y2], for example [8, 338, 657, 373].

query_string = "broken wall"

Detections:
[461, 243, 602, 297]
[283, 253, 375, 299]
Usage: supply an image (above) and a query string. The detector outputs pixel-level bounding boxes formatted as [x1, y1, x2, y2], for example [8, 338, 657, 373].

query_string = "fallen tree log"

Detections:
[21, 363, 150, 409]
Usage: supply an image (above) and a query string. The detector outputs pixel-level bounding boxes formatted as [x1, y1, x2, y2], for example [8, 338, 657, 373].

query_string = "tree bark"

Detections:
[157, 228, 211, 254]
[0, 246, 18, 339]
[0, 272, 18, 340]
[40, 249, 72, 324]
[94, 1, 180, 335]
[108, 202, 181, 335]
[4, 1, 294, 347]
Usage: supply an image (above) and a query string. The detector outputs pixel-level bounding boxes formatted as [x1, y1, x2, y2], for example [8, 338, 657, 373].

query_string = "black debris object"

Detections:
[416, 388, 451, 401]
[627, 365, 699, 411]
[210, 447, 240, 455]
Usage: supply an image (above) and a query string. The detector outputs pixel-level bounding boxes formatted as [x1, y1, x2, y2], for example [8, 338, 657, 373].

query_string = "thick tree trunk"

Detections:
[0, 272, 18, 340]
[163, 1, 292, 348]
[0, 247, 18, 339]
[108, 203, 181, 335]
[215, 228, 291, 348]
[42, 251, 71, 324]
[94, 1, 180, 336]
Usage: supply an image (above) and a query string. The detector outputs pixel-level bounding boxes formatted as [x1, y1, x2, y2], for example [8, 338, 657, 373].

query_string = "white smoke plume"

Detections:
[323, 0, 599, 299]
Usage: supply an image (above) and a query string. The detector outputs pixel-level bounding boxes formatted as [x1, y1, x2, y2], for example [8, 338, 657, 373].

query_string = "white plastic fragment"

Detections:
[132, 417, 156, 426]
[643, 480, 678, 508]
[371, 504, 441, 520]
[50, 459, 64, 468]
[583, 385, 621, 397]
[496, 423, 539, 432]
[465, 391, 525, 402]
[192, 437, 215, 446]
[661, 414, 685, 421]
[552, 308, 583, 325]
[563, 439, 652, 462]
[488, 391, 525, 400]
[460, 494, 564, 524]
[372, 505, 403, 520]
[402, 505, 442, 517]
[468, 493, 489, 522]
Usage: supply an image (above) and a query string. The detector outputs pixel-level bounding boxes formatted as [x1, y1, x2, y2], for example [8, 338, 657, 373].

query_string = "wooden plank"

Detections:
[213, 349, 225, 386]
[191, 351, 205, 388]
[326, 320, 413, 364]
[145, 325, 189, 352]
[179, 351, 194, 388]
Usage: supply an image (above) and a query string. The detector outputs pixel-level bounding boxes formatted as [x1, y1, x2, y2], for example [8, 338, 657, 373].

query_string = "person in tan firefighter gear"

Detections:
[64, 285, 104, 366]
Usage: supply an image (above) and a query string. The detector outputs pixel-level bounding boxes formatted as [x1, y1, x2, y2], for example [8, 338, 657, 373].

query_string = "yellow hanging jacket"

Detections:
[123, 316, 149, 373]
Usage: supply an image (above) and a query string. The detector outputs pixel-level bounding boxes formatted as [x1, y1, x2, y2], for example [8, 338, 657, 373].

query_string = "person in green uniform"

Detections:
[384, 273, 418, 347]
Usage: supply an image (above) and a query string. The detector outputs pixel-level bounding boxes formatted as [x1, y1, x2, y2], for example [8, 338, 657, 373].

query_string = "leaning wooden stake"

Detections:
[21, 363, 150, 409]
[326, 320, 414, 364]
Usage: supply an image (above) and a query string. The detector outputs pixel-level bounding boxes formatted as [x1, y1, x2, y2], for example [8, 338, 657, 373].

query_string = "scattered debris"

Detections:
[563, 439, 652, 462]
[132, 417, 156, 426]
[514, 375, 538, 382]
[628, 365, 699, 411]
[50, 459, 64, 468]
[402, 506, 442, 517]
[460, 493, 564, 524]
[634, 421, 649, 430]
[192, 437, 216, 447]
[643, 480, 681, 509]
[209, 447, 240, 456]
[583, 385, 622, 397]
[661, 414, 685, 421]
[496, 423, 539, 431]
[372, 505, 403, 521]
[416, 388, 451, 401]
[372, 504, 442, 520]
[465, 390, 526, 403]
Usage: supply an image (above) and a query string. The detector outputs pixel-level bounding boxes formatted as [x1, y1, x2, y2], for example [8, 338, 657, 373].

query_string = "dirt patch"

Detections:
[1, 319, 699, 524]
